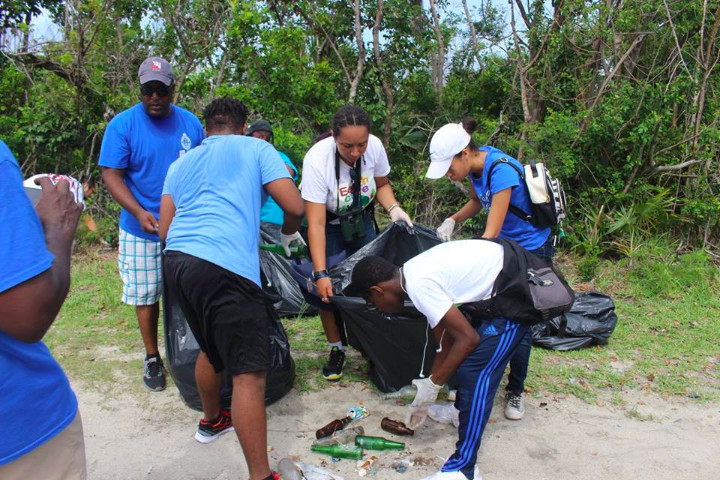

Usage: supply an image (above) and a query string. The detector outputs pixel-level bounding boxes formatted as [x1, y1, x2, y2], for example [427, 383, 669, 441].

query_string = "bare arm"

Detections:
[264, 177, 304, 234]
[482, 188, 512, 238]
[101, 167, 158, 234]
[374, 176, 399, 210]
[158, 194, 176, 242]
[0, 178, 82, 343]
[428, 306, 481, 386]
[451, 186, 483, 223]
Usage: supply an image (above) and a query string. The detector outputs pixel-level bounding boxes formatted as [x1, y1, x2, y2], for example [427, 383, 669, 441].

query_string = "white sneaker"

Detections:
[504, 392, 525, 420]
[428, 403, 460, 428]
[420, 466, 481, 480]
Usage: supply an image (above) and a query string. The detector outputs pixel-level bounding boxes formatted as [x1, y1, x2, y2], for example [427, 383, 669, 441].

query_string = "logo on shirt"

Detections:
[180, 132, 192, 151]
[482, 324, 498, 337]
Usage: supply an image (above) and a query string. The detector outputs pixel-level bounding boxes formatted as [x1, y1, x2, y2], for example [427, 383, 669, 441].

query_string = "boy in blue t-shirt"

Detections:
[98, 57, 204, 392]
[0, 141, 85, 478]
[159, 98, 305, 480]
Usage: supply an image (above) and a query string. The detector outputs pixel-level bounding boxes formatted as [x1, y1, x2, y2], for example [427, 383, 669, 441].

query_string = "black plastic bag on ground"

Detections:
[531, 291, 618, 351]
[163, 274, 295, 411]
[322, 222, 445, 392]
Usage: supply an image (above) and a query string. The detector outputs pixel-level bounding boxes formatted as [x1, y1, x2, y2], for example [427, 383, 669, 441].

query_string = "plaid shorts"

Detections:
[118, 229, 162, 305]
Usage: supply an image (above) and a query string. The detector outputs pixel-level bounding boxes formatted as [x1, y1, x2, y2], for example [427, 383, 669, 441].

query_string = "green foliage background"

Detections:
[1, 0, 719, 268]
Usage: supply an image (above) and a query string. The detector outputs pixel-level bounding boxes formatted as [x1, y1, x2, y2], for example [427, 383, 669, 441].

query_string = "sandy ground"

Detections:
[76, 378, 720, 480]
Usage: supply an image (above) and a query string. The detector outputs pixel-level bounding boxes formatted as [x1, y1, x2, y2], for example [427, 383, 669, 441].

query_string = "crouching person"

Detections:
[159, 98, 305, 480]
[350, 240, 528, 480]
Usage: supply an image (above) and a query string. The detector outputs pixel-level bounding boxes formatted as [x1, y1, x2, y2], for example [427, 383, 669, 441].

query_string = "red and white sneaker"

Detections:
[194, 409, 233, 444]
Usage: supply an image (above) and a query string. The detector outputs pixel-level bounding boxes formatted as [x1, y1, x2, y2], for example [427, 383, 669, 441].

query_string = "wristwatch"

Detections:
[312, 269, 329, 281]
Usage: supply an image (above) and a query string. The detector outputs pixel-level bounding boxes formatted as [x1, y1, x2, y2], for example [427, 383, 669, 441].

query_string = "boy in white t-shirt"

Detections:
[350, 240, 530, 480]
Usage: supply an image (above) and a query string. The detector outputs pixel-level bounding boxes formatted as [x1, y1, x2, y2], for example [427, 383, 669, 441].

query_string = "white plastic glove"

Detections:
[404, 377, 443, 429]
[436, 217, 456, 242]
[280, 231, 307, 257]
[389, 206, 414, 227]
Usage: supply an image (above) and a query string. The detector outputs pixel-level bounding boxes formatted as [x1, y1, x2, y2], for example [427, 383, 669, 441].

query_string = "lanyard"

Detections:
[335, 148, 363, 213]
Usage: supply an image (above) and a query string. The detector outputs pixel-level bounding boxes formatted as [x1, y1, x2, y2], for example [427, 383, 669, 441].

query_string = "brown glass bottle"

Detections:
[315, 416, 353, 439]
[381, 417, 414, 436]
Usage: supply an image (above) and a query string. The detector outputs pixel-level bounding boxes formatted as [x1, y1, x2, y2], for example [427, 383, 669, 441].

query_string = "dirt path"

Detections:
[76, 380, 719, 480]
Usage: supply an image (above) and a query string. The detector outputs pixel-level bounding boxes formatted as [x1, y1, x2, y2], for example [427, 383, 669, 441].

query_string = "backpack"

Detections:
[486, 156, 567, 228]
[459, 238, 574, 325]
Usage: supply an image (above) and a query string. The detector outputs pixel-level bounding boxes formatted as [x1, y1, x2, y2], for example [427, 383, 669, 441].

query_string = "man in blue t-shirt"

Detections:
[98, 57, 204, 392]
[0, 141, 85, 478]
[246, 119, 299, 240]
[159, 98, 304, 480]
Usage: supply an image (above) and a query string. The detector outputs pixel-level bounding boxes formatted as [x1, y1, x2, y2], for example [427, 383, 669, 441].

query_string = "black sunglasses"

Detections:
[140, 84, 171, 97]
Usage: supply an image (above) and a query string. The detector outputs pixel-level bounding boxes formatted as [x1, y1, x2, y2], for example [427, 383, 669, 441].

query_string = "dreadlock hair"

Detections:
[203, 97, 249, 131]
[351, 256, 398, 297]
[331, 105, 371, 136]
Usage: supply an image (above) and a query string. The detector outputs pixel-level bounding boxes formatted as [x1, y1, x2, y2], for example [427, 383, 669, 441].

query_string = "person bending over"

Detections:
[160, 98, 304, 480]
[351, 240, 529, 480]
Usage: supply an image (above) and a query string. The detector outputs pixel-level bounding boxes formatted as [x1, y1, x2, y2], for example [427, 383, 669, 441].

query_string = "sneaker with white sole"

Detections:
[504, 392, 525, 420]
[420, 466, 481, 480]
[428, 403, 460, 428]
[194, 409, 234, 443]
[322, 347, 345, 381]
[143, 355, 166, 392]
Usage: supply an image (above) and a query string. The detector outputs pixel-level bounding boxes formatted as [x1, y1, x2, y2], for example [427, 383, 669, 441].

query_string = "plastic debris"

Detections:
[297, 463, 346, 480]
[347, 406, 369, 421]
[391, 458, 413, 473]
[356, 456, 377, 477]
[276, 457, 303, 480]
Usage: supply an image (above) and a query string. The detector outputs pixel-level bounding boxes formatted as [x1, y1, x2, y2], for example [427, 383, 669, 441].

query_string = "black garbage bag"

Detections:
[321, 222, 445, 392]
[531, 291, 618, 351]
[163, 275, 295, 411]
[259, 223, 315, 317]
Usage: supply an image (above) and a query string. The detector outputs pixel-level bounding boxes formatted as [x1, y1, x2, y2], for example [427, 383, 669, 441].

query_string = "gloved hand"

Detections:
[436, 217, 456, 242]
[389, 206, 414, 227]
[280, 231, 307, 257]
[405, 377, 443, 429]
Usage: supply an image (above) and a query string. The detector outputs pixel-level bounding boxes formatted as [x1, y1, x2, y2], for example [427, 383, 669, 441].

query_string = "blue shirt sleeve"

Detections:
[98, 115, 131, 169]
[0, 142, 54, 293]
[259, 142, 292, 185]
[489, 161, 522, 195]
[278, 151, 298, 181]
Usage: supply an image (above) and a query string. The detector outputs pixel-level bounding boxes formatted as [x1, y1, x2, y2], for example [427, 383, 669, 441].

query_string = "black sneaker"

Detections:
[143, 355, 166, 392]
[322, 347, 346, 381]
[194, 409, 234, 444]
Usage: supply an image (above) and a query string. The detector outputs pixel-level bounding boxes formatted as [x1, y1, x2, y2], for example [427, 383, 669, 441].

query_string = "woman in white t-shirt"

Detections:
[300, 105, 413, 381]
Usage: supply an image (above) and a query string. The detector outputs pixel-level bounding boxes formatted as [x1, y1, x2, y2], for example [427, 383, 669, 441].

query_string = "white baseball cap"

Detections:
[425, 123, 472, 179]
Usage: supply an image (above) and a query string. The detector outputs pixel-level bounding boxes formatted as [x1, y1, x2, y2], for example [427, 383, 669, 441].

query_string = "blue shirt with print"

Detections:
[260, 150, 298, 225]
[470, 146, 550, 251]
[98, 103, 204, 241]
[0, 140, 78, 465]
[163, 135, 291, 286]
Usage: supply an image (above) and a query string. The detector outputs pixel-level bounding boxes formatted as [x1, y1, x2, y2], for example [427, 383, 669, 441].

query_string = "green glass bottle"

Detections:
[310, 444, 364, 460]
[354, 435, 405, 451]
[259, 243, 308, 258]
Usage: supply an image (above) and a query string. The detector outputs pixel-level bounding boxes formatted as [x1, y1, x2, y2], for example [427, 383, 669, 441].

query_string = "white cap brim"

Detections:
[425, 158, 452, 179]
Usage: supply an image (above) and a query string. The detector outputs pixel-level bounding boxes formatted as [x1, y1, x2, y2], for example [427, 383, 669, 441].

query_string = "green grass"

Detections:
[45, 246, 720, 407]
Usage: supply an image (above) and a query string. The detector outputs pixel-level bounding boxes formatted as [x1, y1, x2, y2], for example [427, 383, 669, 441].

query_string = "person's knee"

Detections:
[232, 371, 267, 391]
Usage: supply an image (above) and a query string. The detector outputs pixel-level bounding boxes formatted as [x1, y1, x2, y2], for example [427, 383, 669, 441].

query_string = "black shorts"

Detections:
[163, 250, 270, 376]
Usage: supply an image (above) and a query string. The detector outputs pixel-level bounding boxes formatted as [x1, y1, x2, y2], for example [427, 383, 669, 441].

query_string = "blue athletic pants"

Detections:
[506, 237, 555, 394]
[443, 317, 529, 479]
